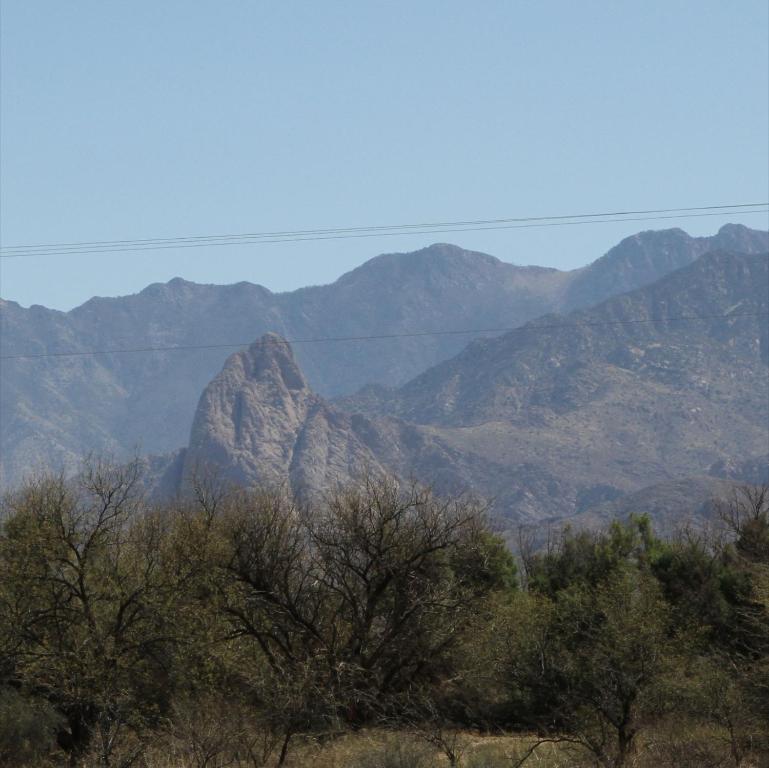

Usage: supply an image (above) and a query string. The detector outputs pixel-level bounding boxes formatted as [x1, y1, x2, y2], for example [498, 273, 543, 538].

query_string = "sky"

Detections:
[1, 1, 767, 311]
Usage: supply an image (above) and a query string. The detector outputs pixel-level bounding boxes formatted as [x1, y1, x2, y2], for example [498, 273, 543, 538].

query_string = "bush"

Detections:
[0, 687, 62, 767]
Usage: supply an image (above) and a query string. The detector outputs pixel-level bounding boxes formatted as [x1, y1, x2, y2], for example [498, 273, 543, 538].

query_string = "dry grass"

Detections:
[138, 729, 575, 768]
[15, 723, 768, 768]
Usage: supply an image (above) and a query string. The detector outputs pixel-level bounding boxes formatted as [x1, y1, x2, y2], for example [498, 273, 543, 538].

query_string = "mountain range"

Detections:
[145, 245, 769, 529]
[2, 223, 767, 492]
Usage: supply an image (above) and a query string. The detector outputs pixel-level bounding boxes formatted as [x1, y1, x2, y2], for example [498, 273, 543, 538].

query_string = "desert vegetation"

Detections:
[0, 461, 767, 767]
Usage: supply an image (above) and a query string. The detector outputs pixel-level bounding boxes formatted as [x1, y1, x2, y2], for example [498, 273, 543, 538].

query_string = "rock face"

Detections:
[2, 224, 767, 490]
[178, 332, 479, 498]
[182, 333, 385, 493]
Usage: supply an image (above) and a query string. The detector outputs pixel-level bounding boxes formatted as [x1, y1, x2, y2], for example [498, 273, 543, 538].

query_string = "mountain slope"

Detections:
[547, 476, 745, 537]
[351, 250, 768, 425]
[338, 250, 769, 521]
[165, 249, 768, 527]
[561, 222, 767, 308]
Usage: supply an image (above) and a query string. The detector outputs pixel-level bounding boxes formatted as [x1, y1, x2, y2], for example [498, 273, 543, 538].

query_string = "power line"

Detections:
[3, 202, 765, 251]
[2, 310, 765, 362]
[1, 204, 766, 259]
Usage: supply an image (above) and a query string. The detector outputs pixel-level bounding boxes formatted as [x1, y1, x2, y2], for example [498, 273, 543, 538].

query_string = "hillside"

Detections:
[343, 249, 769, 425]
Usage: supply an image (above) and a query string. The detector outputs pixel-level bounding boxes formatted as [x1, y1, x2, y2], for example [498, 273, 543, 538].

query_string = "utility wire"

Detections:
[3, 202, 766, 251]
[2, 310, 765, 362]
[1, 204, 766, 259]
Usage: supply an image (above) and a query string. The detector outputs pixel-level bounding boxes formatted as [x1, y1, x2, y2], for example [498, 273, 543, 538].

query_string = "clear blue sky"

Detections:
[1, 1, 767, 310]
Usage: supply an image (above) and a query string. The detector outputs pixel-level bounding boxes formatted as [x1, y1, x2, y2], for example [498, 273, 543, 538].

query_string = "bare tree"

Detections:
[195, 475, 495, 762]
[718, 484, 769, 563]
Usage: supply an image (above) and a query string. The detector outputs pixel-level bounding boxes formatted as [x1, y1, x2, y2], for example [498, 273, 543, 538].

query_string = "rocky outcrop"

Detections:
[181, 333, 387, 493]
[174, 331, 493, 500]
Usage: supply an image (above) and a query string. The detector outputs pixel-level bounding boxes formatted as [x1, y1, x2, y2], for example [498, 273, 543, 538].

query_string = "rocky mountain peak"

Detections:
[335, 243, 504, 287]
[561, 225, 768, 311]
[180, 334, 392, 494]
[182, 334, 316, 487]
[241, 333, 309, 393]
[713, 222, 769, 251]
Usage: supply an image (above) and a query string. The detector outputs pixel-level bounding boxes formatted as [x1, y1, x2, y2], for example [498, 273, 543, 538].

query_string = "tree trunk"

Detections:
[614, 725, 636, 768]
[276, 730, 292, 766]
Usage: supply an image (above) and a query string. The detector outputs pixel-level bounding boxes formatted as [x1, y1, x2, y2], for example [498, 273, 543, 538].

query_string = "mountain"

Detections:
[163, 249, 768, 527]
[338, 250, 768, 522]
[341, 249, 769, 425]
[1, 224, 767, 490]
[561, 222, 767, 308]
[181, 333, 385, 491]
[173, 333, 472, 499]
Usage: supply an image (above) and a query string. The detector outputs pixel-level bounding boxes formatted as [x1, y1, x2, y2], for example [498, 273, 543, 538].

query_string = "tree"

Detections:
[526, 515, 661, 598]
[0, 461, 176, 765]
[190, 475, 508, 761]
[504, 519, 676, 768]
[553, 571, 673, 767]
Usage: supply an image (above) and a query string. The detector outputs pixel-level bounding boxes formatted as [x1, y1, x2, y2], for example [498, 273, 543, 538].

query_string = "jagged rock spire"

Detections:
[181, 333, 386, 493]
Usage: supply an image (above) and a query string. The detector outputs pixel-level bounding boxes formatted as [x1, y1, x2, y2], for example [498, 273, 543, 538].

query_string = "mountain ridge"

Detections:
[339, 249, 769, 426]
